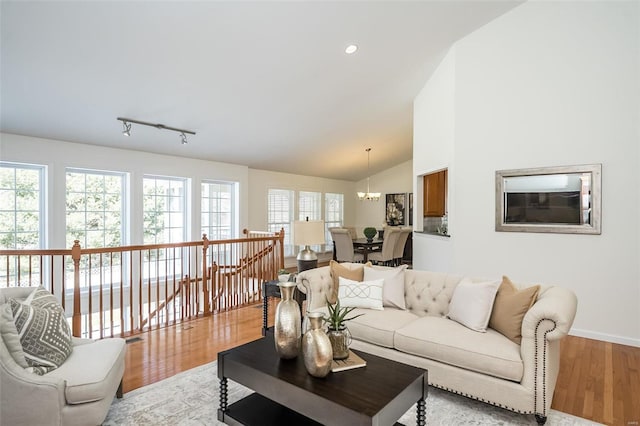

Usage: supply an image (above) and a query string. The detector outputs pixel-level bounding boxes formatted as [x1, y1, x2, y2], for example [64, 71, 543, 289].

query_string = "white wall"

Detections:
[247, 168, 356, 232]
[413, 50, 456, 272]
[413, 1, 640, 346]
[0, 133, 250, 247]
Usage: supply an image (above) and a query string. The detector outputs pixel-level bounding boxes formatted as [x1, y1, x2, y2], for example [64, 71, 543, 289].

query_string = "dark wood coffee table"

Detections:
[217, 335, 427, 425]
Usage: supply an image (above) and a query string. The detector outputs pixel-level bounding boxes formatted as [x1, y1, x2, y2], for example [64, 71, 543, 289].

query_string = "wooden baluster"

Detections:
[202, 234, 209, 314]
[72, 240, 82, 337]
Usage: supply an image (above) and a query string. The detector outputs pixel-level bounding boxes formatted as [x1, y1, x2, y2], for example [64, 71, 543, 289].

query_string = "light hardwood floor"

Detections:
[123, 302, 639, 426]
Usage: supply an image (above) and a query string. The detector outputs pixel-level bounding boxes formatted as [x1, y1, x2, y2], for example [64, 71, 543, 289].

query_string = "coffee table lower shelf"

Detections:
[218, 392, 321, 426]
[218, 392, 405, 426]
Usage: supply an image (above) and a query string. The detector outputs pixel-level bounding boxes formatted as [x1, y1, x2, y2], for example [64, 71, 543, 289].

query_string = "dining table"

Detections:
[352, 237, 383, 262]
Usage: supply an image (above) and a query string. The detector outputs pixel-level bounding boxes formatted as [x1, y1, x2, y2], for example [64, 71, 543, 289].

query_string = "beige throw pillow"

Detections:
[363, 265, 408, 310]
[447, 278, 501, 332]
[328, 260, 370, 304]
[489, 276, 540, 344]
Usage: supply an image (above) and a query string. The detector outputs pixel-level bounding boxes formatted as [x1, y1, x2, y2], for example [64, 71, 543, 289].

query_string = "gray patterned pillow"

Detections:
[25, 286, 61, 309]
[10, 288, 72, 375]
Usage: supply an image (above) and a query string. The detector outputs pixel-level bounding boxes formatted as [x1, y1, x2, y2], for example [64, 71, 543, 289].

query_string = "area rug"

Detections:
[104, 361, 599, 425]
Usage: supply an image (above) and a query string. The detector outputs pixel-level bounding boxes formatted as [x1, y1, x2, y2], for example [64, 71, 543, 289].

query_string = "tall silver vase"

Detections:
[302, 312, 333, 378]
[274, 282, 301, 359]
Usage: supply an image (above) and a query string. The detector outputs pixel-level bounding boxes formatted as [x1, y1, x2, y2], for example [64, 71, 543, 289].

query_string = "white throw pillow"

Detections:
[363, 265, 408, 310]
[338, 277, 384, 310]
[447, 278, 501, 332]
[0, 303, 29, 368]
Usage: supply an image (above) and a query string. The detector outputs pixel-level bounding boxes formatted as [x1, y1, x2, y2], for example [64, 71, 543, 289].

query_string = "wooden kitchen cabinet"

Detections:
[423, 170, 447, 217]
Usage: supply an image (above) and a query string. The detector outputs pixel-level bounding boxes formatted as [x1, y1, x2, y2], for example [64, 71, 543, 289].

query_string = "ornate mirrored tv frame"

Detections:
[495, 164, 601, 234]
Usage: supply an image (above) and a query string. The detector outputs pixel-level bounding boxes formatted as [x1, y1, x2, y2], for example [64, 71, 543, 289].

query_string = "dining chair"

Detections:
[368, 228, 401, 266]
[392, 229, 411, 266]
[344, 226, 358, 240]
[330, 228, 365, 263]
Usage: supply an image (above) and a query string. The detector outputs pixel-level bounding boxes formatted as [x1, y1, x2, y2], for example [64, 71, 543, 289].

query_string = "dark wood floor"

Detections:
[123, 301, 639, 426]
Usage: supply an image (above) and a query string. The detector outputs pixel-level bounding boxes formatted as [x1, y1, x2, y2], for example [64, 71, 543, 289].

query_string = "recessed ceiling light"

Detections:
[345, 44, 358, 54]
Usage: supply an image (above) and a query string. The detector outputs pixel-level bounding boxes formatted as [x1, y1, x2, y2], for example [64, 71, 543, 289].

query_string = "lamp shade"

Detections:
[293, 220, 325, 246]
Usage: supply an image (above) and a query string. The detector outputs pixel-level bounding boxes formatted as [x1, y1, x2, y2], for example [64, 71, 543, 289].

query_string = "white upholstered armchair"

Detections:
[0, 287, 126, 426]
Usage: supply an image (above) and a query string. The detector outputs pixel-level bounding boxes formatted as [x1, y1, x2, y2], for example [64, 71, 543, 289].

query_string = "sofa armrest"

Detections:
[296, 266, 333, 312]
[522, 286, 577, 342]
[1, 345, 66, 425]
[519, 285, 577, 417]
[72, 336, 95, 346]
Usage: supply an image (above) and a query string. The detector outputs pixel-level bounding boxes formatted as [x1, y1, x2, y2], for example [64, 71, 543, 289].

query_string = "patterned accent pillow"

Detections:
[328, 260, 371, 305]
[338, 277, 384, 310]
[9, 288, 72, 375]
[25, 286, 61, 309]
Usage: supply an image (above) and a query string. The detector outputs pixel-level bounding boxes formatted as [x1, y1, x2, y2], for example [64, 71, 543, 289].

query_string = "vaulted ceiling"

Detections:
[0, 1, 522, 181]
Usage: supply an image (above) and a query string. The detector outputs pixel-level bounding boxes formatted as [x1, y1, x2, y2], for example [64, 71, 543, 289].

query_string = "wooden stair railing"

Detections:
[0, 229, 285, 339]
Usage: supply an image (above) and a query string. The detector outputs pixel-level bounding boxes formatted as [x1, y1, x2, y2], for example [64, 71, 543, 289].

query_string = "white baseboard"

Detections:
[570, 328, 640, 348]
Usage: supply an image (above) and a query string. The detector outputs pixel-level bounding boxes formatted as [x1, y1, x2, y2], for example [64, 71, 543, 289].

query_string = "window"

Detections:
[202, 180, 236, 241]
[268, 189, 345, 256]
[299, 191, 323, 251]
[324, 193, 344, 243]
[267, 189, 294, 252]
[298, 191, 321, 221]
[66, 169, 127, 290]
[66, 169, 126, 249]
[142, 176, 188, 280]
[143, 176, 187, 244]
[0, 162, 45, 286]
[0, 162, 45, 250]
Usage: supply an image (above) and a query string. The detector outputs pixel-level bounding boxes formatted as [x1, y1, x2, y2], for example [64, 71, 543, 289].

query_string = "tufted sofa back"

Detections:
[296, 265, 336, 311]
[298, 265, 468, 316]
[404, 270, 463, 317]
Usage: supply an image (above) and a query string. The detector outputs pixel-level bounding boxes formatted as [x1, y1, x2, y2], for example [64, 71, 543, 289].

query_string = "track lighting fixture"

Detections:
[116, 117, 195, 145]
[122, 121, 131, 137]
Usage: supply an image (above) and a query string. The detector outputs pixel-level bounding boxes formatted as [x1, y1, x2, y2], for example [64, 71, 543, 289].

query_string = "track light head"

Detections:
[117, 117, 195, 144]
[122, 121, 131, 137]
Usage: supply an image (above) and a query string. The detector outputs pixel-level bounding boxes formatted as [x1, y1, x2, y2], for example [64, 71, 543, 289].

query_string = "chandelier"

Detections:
[357, 148, 381, 201]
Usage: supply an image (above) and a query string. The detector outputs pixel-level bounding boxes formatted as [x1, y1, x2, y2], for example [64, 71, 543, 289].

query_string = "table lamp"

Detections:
[294, 219, 325, 272]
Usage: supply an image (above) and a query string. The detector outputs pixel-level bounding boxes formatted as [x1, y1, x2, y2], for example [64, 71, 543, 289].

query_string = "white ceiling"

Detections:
[0, 1, 522, 181]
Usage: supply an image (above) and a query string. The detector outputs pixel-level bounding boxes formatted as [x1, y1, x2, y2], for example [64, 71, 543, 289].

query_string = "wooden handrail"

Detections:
[0, 229, 286, 339]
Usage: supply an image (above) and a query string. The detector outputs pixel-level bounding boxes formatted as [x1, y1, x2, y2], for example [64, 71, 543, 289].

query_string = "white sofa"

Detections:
[0, 287, 126, 426]
[296, 263, 577, 425]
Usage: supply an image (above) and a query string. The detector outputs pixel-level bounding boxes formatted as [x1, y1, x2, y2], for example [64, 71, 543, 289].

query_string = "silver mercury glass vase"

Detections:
[327, 327, 351, 360]
[274, 281, 301, 359]
[302, 312, 333, 378]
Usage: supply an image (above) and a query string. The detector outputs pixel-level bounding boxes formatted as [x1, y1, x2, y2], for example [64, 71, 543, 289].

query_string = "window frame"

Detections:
[324, 192, 344, 245]
[65, 167, 127, 249]
[201, 179, 238, 241]
[142, 174, 189, 245]
[0, 161, 47, 250]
